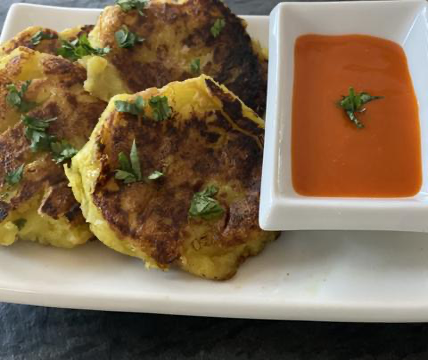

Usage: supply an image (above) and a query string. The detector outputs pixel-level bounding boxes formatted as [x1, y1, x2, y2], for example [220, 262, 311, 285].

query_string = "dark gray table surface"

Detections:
[1, 1, 428, 359]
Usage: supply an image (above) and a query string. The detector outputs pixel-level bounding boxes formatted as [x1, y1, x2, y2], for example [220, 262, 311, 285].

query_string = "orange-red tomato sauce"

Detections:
[292, 34, 422, 197]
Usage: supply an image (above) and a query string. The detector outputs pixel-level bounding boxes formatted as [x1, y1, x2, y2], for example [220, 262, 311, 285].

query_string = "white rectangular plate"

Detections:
[2, 3, 428, 322]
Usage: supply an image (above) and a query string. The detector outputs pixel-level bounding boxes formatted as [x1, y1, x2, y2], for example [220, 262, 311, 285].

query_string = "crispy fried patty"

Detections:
[0, 47, 106, 247]
[87, 0, 268, 115]
[66, 75, 277, 279]
[0, 25, 94, 57]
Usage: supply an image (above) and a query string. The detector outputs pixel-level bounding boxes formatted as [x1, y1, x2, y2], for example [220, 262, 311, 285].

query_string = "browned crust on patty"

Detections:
[92, 0, 267, 115]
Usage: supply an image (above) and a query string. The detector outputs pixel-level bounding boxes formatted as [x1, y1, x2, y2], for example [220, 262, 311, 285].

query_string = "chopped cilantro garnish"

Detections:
[149, 96, 172, 121]
[114, 140, 164, 184]
[57, 34, 110, 61]
[115, 96, 146, 115]
[190, 58, 201, 75]
[129, 140, 142, 181]
[115, 95, 171, 121]
[338, 87, 384, 129]
[21, 115, 57, 152]
[147, 170, 163, 180]
[6, 80, 37, 113]
[115, 25, 144, 49]
[211, 18, 225, 38]
[5, 164, 24, 186]
[50, 140, 78, 164]
[189, 185, 224, 220]
[21, 115, 76, 162]
[115, 0, 149, 16]
[31, 31, 56, 46]
[115, 140, 142, 184]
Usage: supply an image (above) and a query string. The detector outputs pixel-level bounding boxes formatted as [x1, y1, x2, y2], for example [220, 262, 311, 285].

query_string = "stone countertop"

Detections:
[2, 302, 428, 359]
[1, 1, 428, 359]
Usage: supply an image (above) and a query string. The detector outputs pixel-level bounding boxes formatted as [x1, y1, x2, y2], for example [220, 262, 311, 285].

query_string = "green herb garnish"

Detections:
[338, 87, 384, 129]
[190, 58, 201, 75]
[149, 96, 172, 121]
[114, 141, 164, 183]
[21, 115, 77, 161]
[115, 96, 146, 115]
[57, 34, 110, 61]
[211, 18, 225, 38]
[13, 218, 27, 230]
[115, 25, 144, 49]
[31, 31, 56, 46]
[6, 81, 37, 113]
[115, 95, 171, 121]
[50, 140, 78, 164]
[189, 185, 224, 220]
[115, 0, 149, 16]
[21, 115, 57, 152]
[5, 164, 24, 186]
[115, 139, 142, 184]
[147, 170, 163, 180]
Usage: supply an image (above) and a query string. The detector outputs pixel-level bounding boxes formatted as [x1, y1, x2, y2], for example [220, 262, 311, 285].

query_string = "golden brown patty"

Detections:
[0, 47, 106, 247]
[66, 75, 277, 279]
[87, 0, 268, 115]
[0, 25, 94, 57]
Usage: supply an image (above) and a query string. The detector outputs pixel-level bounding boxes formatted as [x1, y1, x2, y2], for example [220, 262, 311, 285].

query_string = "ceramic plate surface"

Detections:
[2, 4, 428, 322]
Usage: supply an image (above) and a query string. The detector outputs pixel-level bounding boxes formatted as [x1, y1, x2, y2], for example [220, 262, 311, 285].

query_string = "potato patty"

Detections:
[0, 47, 106, 248]
[85, 0, 268, 115]
[66, 75, 277, 279]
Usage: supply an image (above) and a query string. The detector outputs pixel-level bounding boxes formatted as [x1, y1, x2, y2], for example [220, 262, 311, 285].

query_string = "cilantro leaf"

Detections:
[13, 218, 27, 230]
[26, 130, 54, 152]
[6, 80, 37, 113]
[190, 58, 201, 75]
[56, 39, 76, 60]
[338, 87, 383, 129]
[147, 170, 163, 180]
[115, 139, 142, 184]
[118, 152, 132, 172]
[31, 31, 56, 46]
[21, 114, 55, 131]
[129, 140, 142, 181]
[116, 150, 137, 183]
[115, 140, 165, 184]
[57, 34, 110, 61]
[22, 116, 76, 162]
[115, 25, 144, 49]
[149, 96, 172, 121]
[114, 169, 137, 184]
[189, 185, 224, 220]
[50, 140, 78, 164]
[5, 164, 24, 186]
[21, 115, 57, 152]
[346, 110, 364, 129]
[115, 96, 146, 115]
[359, 92, 384, 105]
[115, 0, 149, 16]
[211, 18, 225, 38]
[116, 95, 170, 121]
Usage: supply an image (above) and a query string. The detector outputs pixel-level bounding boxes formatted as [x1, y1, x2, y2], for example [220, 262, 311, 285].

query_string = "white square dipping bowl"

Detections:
[260, 0, 428, 232]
